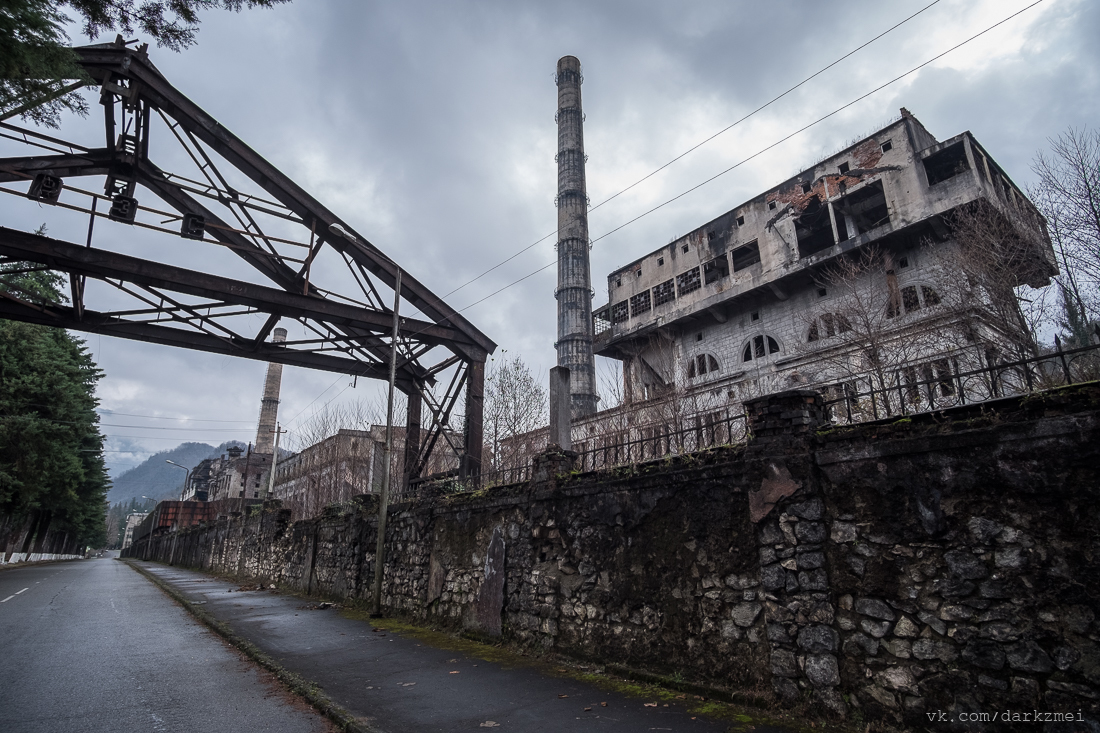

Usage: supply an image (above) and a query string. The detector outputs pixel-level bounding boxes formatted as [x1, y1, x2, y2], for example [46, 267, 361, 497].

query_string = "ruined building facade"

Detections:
[590, 111, 1055, 434]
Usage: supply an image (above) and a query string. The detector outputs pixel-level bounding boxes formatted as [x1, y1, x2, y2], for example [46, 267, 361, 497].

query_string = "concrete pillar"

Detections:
[549, 366, 572, 450]
[555, 55, 598, 418]
[255, 327, 287, 453]
[461, 360, 485, 481]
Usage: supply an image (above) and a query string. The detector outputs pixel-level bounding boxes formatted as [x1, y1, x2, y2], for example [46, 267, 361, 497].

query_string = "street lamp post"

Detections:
[165, 460, 191, 501]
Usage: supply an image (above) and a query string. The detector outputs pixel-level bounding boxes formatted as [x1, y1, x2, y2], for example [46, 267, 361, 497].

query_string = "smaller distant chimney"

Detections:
[255, 328, 287, 454]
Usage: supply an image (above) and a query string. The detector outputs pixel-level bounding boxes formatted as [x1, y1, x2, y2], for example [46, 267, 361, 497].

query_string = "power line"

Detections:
[440, 0, 1049, 321]
[431, 0, 944, 305]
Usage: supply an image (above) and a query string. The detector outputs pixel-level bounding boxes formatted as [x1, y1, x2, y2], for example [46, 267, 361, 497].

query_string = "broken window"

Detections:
[807, 313, 852, 342]
[687, 353, 720, 379]
[742, 335, 780, 362]
[795, 196, 835, 258]
[703, 254, 730, 284]
[593, 306, 611, 335]
[838, 162, 850, 174]
[653, 279, 675, 306]
[730, 241, 761, 271]
[735, 215, 745, 226]
[923, 141, 970, 185]
[610, 300, 629, 323]
[832, 180, 890, 240]
[880, 140, 892, 153]
[677, 267, 702, 296]
[768, 201, 777, 210]
[630, 291, 651, 317]
[657, 257, 664, 266]
[888, 283, 942, 318]
[801, 182, 812, 194]
[902, 285, 920, 312]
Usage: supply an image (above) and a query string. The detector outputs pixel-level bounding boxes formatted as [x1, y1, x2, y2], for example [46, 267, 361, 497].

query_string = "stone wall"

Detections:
[125, 384, 1100, 728]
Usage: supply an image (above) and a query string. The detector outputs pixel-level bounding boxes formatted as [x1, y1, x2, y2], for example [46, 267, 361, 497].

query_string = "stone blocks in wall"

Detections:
[125, 385, 1100, 727]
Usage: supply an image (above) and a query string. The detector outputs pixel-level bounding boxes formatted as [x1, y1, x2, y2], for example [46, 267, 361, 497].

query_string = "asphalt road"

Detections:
[0, 555, 331, 733]
[137, 562, 797, 733]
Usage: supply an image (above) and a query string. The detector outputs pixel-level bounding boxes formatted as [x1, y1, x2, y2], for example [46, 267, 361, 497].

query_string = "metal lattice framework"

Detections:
[0, 39, 495, 483]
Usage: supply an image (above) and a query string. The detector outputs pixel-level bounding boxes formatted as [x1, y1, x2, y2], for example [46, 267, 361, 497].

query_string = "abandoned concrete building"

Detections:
[582, 110, 1055, 444]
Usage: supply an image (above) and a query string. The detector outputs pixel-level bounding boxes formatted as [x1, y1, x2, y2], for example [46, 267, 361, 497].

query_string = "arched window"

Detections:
[687, 353, 720, 378]
[807, 313, 853, 342]
[742, 335, 780, 362]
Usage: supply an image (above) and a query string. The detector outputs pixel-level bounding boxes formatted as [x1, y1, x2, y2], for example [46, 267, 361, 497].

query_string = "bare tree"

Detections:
[1030, 127, 1100, 342]
[939, 199, 1053, 361]
[483, 351, 547, 472]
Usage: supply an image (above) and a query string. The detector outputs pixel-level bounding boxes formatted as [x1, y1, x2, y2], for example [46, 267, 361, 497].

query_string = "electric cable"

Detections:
[430, 0, 945, 304]
[418, 0, 1050, 325]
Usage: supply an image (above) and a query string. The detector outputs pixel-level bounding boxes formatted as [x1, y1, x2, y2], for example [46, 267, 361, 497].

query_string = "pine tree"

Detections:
[0, 260, 109, 548]
[1, 1, 290, 127]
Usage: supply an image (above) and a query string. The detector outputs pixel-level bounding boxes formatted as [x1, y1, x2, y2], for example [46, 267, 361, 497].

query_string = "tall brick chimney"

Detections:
[254, 327, 287, 454]
[555, 55, 598, 418]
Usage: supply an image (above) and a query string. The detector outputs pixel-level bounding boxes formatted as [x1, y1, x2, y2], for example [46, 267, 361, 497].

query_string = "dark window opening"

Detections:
[630, 291, 651, 317]
[635, 269, 642, 277]
[751, 311, 760, 322]
[923, 141, 970, 185]
[615, 278, 621, 287]
[730, 241, 761, 271]
[742, 335, 780, 362]
[769, 201, 777, 210]
[687, 353, 720, 379]
[736, 215, 745, 226]
[657, 257, 664, 266]
[807, 313, 851, 342]
[610, 300, 629, 323]
[695, 332, 703, 342]
[838, 162, 850, 174]
[899, 256, 909, 268]
[795, 196, 835, 257]
[682, 244, 689, 253]
[801, 182, 812, 194]
[921, 285, 941, 306]
[832, 180, 890, 240]
[881, 140, 892, 153]
[901, 285, 920, 312]
[653, 279, 675, 306]
[703, 254, 730, 284]
[677, 267, 702, 296]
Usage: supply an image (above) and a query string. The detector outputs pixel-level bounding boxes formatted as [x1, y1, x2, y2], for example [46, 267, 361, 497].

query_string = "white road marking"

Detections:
[15, 588, 28, 595]
[0, 596, 13, 603]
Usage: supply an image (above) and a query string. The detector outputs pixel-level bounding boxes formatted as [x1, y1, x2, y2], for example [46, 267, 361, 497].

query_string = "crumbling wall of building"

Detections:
[125, 384, 1100, 726]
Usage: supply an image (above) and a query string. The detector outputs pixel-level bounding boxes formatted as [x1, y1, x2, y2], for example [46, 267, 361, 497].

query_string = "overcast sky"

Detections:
[3, 0, 1097, 478]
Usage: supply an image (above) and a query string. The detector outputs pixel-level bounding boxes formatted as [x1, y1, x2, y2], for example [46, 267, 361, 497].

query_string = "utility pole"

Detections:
[372, 268, 401, 617]
[266, 424, 287, 499]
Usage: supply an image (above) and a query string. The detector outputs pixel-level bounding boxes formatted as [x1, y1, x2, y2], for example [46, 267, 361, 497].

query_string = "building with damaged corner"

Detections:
[588, 109, 1056, 434]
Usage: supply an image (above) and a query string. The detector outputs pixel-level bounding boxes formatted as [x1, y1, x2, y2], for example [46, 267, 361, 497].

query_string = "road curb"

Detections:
[123, 559, 381, 733]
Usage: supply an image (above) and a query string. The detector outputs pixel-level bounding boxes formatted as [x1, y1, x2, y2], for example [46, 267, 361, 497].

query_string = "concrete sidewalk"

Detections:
[127, 560, 803, 733]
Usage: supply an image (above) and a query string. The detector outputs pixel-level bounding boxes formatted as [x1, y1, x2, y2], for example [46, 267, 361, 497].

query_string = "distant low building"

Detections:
[121, 512, 148, 549]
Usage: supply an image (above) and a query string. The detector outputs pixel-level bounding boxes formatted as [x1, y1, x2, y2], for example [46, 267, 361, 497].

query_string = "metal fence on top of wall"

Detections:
[411, 339, 1100, 497]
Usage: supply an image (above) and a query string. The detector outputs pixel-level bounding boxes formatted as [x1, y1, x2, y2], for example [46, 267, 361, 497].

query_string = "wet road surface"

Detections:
[0, 555, 331, 733]
[136, 560, 798, 733]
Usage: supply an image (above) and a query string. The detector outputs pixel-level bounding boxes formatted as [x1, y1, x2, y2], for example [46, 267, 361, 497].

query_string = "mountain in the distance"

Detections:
[106, 442, 245, 504]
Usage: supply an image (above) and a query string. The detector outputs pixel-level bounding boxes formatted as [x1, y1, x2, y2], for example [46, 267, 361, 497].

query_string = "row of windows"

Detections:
[604, 242, 762, 324]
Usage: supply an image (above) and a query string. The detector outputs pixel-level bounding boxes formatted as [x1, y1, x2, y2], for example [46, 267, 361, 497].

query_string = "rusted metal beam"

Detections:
[73, 42, 495, 363]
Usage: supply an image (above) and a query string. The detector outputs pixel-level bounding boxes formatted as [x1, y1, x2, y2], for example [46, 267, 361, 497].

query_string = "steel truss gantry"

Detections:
[0, 38, 496, 484]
